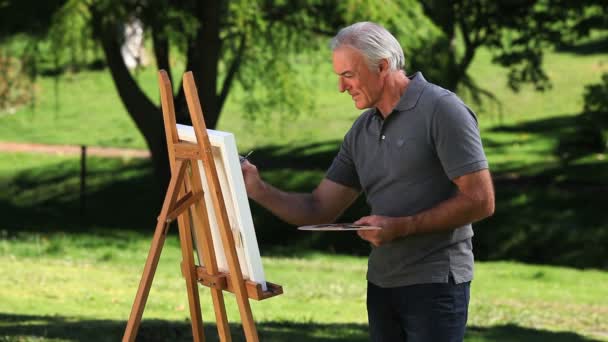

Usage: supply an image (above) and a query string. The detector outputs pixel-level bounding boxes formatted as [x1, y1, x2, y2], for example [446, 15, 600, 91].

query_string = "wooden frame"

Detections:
[122, 70, 282, 342]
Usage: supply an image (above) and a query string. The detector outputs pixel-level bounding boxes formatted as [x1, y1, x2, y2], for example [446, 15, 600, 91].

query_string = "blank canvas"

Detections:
[176, 124, 267, 291]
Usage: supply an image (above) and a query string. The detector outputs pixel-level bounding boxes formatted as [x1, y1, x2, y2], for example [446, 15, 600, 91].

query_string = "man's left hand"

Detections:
[355, 215, 401, 247]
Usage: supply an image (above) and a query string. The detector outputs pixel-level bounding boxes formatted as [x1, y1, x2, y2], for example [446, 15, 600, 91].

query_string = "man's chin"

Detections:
[354, 102, 368, 110]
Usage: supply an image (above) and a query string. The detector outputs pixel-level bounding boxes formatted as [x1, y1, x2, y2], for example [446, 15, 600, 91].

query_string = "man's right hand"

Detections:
[241, 160, 264, 199]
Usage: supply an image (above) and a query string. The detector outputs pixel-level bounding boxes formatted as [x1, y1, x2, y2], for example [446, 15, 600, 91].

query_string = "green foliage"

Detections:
[221, 0, 438, 124]
[44, 0, 99, 73]
[584, 73, 608, 115]
[416, 0, 608, 99]
[0, 0, 67, 39]
[338, 0, 445, 77]
[0, 0, 104, 114]
[230, 1, 320, 123]
[339, 0, 438, 48]
[0, 37, 36, 113]
[87, 0, 444, 126]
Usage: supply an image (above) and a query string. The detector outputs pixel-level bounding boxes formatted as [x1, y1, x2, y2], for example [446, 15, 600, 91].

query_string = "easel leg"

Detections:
[227, 262, 259, 342]
[187, 162, 232, 341]
[179, 203, 235, 341]
[177, 197, 205, 342]
[122, 161, 187, 342]
[182, 72, 263, 341]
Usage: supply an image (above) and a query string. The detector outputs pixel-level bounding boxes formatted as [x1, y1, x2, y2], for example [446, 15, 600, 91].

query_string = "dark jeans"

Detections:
[367, 277, 470, 342]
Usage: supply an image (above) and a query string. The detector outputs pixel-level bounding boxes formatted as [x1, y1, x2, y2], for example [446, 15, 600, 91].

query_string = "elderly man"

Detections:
[242, 22, 494, 342]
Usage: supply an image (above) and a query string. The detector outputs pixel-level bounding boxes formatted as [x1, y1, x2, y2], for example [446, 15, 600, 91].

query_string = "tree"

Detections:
[86, 0, 432, 187]
[88, 0, 331, 185]
[419, 0, 606, 94]
[0, 0, 68, 112]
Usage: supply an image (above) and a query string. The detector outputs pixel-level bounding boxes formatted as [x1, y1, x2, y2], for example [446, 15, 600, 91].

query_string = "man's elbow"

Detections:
[479, 195, 495, 220]
[468, 192, 495, 222]
[289, 201, 340, 226]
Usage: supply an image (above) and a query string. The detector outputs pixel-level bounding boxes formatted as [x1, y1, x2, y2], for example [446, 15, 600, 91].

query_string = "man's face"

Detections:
[332, 46, 383, 110]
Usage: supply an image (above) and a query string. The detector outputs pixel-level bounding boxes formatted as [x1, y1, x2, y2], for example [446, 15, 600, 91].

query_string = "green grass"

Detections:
[1, 41, 606, 155]
[0, 150, 606, 340]
[470, 48, 608, 124]
[1, 44, 606, 177]
[0, 70, 152, 148]
[1, 231, 607, 341]
[468, 48, 608, 175]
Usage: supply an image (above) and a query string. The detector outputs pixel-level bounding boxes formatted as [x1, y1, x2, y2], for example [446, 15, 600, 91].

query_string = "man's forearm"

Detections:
[392, 191, 494, 237]
[250, 181, 327, 226]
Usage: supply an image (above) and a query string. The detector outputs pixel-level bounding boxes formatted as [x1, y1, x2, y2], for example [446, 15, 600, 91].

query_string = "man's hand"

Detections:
[355, 215, 409, 247]
[241, 160, 265, 200]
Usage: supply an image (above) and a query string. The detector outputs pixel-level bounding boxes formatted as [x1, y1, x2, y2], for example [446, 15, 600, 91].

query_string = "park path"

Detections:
[1, 141, 606, 191]
[0, 141, 150, 158]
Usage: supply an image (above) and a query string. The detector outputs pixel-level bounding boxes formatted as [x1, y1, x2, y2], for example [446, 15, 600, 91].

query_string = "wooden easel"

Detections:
[122, 70, 282, 342]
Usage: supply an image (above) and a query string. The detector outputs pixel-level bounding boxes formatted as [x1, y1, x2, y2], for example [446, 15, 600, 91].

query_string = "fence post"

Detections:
[80, 145, 86, 218]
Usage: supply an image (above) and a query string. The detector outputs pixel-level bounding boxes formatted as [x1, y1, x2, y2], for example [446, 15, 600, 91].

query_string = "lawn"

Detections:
[1, 230, 607, 341]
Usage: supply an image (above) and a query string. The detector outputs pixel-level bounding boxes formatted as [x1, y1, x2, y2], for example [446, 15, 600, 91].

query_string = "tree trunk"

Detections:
[91, 9, 170, 191]
[90, 2, 231, 194]
[175, 1, 222, 129]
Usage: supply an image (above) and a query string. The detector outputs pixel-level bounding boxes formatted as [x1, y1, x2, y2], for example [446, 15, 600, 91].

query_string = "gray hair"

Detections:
[330, 22, 405, 72]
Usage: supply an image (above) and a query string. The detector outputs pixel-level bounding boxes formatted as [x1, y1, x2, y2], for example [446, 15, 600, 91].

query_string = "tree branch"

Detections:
[454, 15, 479, 88]
[152, 27, 172, 87]
[90, 8, 159, 136]
[218, 33, 246, 113]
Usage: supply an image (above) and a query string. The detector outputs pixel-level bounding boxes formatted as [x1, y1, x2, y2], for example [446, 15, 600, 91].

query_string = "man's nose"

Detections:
[338, 78, 347, 93]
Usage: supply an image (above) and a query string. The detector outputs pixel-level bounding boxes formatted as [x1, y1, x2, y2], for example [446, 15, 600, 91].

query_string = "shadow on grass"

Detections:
[492, 112, 605, 163]
[0, 142, 372, 257]
[0, 160, 160, 236]
[555, 35, 608, 56]
[0, 313, 600, 342]
[481, 112, 608, 268]
[1, 115, 607, 268]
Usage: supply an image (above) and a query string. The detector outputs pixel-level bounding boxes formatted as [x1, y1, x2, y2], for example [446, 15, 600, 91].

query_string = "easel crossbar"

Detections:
[166, 191, 204, 222]
[195, 266, 284, 301]
[174, 142, 202, 160]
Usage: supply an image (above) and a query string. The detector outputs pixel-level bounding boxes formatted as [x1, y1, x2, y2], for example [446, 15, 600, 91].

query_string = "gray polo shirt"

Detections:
[326, 72, 488, 287]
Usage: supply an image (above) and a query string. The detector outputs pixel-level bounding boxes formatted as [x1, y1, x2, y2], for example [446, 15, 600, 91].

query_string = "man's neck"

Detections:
[377, 71, 410, 118]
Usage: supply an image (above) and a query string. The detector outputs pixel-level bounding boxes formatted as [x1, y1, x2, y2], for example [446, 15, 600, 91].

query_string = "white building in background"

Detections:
[121, 18, 149, 69]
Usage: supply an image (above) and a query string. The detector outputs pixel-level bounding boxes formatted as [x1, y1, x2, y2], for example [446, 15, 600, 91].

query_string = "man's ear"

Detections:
[378, 59, 389, 76]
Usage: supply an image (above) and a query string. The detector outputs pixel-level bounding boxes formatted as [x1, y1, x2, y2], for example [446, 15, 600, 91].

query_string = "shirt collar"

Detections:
[372, 71, 427, 119]
[394, 71, 427, 112]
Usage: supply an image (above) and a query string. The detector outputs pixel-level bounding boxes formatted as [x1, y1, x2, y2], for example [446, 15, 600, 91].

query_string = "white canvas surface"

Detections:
[176, 124, 267, 290]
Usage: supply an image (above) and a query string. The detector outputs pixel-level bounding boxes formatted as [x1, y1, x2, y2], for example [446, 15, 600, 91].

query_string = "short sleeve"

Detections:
[326, 130, 362, 190]
[431, 95, 489, 180]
